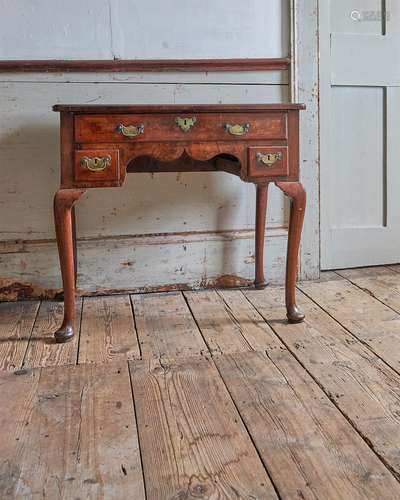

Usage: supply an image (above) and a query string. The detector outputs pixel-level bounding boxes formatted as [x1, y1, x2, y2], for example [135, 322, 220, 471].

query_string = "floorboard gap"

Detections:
[334, 269, 400, 316]
[127, 360, 148, 500]
[20, 300, 42, 369]
[129, 295, 143, 360]
[181, 291, 214, 357]
[75, 296, 84, 365]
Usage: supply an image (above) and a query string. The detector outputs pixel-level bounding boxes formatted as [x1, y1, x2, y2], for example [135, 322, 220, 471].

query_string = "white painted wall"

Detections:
[0, 0, 289, 59]
[0, 0, 319, 299]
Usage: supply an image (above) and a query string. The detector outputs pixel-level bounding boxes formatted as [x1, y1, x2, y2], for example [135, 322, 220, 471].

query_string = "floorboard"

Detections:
[129, 355, 278, 500]
[0, 362, 145, 499]
[185, 289, 284, 354]
[1, 364, 40, 498]
[0, 300, 39, 370]
[23, 299, 82, 368]
[245, 286, 400, 477]
[79, 295, 140, 364]
[184, 290, 253, 354]
[216, 350, 400, 499]
[218, 289, 285, 351]
[337, 266, 400, 313]
[298, 275, 400, 374]
[132, 291, 208, 359]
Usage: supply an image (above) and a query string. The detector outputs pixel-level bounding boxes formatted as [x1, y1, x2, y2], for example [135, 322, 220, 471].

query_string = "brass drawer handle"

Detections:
[175, 117, 197, 132]
[256, 152, 282, 167]
[117, 123, 145, 137]
[80, 155, 112, 172]
[224, 123, 250, 136]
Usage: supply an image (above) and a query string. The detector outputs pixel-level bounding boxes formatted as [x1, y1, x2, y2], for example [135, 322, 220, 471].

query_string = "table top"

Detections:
[53, 103, 306, 114]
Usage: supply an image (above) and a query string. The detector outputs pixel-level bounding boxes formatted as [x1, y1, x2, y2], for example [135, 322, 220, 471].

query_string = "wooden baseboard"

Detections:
[0, 228, 287, 300]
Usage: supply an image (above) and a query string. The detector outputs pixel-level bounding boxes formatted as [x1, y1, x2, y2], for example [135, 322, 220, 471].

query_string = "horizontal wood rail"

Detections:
[0, 58, 290, 73]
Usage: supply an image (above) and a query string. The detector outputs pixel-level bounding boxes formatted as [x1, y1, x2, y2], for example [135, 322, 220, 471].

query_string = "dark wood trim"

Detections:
[54, 103, 304, 113]
[0, 58, 290, 73]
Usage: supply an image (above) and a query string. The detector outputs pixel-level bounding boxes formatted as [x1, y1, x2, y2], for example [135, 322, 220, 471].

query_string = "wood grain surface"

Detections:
[130, 355, 278, 500]
[2, 268, 400, 498]
[79, 295, 140, 364]
[0, 301, 39, 370]
[132, 291, 208, 359]
[0, 362, 145, 499]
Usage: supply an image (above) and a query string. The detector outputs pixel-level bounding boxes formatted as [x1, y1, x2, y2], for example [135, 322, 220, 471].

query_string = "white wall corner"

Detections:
[291, 0, 320, 280]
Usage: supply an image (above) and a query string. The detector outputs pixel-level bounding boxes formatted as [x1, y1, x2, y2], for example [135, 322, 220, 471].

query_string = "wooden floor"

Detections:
[2, 266, 400, 499]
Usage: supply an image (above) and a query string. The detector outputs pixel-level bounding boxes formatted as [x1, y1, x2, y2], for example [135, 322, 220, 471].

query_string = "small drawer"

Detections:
[247, 146, 289, 179]
[74, 112, 287, 143]
[74, 149, 120, 186]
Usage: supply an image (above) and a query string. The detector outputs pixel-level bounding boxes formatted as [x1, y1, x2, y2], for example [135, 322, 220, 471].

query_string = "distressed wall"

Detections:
[0, 0, 311, 299]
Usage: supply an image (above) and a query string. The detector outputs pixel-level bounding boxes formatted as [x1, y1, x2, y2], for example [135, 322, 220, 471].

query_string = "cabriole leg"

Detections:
[72, 205, 77, 286]
[254, 182, 269, 289]
[275, 181, 306, 323]
[53, 189, 86, 343]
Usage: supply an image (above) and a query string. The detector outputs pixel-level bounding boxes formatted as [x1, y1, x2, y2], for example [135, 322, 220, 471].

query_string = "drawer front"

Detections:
[74, 149, 120, 186]
[75, 112, 287, 143]
[248, 146, 289, 178]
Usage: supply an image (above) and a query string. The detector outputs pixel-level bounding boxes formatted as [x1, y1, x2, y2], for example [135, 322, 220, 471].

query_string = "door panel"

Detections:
[321, 0, 400, 269]
[331, 34, 400, 86]
[330, 86, 386, 228]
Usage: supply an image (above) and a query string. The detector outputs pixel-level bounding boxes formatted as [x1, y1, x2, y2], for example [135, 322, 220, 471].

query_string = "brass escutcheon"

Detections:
[117, 123, 145, 137]
[256, 152, 282, 167]
[175, 117, 197, 132]
[80, 155, 112, 172]
[224, 123, 250, 136]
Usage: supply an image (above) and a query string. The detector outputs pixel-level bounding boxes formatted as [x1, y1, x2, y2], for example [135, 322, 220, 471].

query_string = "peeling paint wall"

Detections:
[0, 0, 316, 300]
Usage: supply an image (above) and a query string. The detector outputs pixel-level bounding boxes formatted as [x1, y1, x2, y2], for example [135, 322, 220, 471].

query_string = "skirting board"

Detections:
[0, 228, 288, 300]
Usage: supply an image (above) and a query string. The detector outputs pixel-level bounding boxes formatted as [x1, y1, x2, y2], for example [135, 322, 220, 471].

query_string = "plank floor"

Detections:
[2, 266, 400, 499]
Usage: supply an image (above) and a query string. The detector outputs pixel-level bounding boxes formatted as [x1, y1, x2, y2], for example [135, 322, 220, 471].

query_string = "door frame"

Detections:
[291, 0, 320, 279]
[318, 0, 332, 270]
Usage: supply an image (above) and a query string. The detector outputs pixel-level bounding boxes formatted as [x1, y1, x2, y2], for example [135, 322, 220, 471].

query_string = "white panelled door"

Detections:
[320, 0, 400, 269]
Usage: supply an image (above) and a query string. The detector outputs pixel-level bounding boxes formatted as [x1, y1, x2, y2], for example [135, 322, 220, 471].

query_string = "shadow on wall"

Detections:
[0, 124, 253, 241]
[0, 125, 60, 238]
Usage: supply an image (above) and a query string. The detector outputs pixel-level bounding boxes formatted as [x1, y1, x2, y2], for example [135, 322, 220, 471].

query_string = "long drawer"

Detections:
[74, 112, 288, 143]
